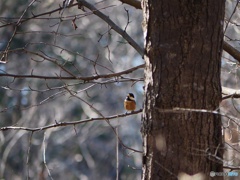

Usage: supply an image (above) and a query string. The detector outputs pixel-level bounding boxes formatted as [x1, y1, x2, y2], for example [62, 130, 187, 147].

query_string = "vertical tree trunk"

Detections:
[142, 0, 225, 179]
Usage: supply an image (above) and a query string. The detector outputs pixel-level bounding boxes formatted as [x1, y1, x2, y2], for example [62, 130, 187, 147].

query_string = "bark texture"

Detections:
[142, 0, 225, 179]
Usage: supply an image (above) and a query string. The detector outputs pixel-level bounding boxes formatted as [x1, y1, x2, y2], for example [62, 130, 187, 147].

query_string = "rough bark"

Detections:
[142, 0, 225, 179]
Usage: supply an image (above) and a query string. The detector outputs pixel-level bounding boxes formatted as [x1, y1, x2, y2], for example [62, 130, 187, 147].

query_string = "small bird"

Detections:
[124, 93, 136, 112]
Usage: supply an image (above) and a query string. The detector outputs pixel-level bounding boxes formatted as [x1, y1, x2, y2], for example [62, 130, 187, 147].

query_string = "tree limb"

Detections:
[223, 41, 240, 64]
[222, 86, 240, 100]
[0, 63, 144, 80]
[118, 0, 142, 9]
[78, 0, 144, 56]
[0, 109, 142, 132]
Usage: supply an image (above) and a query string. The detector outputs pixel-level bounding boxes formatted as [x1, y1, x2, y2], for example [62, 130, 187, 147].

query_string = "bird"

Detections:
[124, 93, 136, 112]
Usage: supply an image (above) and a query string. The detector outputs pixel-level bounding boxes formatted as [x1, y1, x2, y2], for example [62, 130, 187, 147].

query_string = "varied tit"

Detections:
[124, 93, 136, 112]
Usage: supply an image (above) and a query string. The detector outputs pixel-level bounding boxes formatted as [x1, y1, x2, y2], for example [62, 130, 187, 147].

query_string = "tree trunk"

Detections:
[142, 0, 225, 179]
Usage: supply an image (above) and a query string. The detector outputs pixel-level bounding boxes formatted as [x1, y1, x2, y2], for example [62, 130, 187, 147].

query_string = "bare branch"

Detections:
[223, 166, 240, 171]
[0, 109, 143, 132]
[0, 63, 144, 81]
[222, 86, 240, 99]
[0, 0, 37, 63]
[26, 132, 33, 180]
[43, 132, 54, 180]
[118, 0, 142, 9]
[223, 41, 240, 64]
[78, 0, 144, 56]
[224, 1, 239, 34]
[156, 107, 240, 127]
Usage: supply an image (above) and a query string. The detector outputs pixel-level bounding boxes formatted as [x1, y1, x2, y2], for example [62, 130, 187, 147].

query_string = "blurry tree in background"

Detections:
[1, 0, 240, 179]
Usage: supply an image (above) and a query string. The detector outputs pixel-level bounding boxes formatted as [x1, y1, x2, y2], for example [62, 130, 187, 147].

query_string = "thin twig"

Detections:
[0, 0, 37, 63]
[26, 131, 33, 180]
[116, 126, 119, 180]
[43, 132, 53, 180]
[224, 0, 239, 34]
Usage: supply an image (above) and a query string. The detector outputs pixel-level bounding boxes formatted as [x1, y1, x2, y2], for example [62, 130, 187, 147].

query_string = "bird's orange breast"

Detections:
[124, 100, 136, 111]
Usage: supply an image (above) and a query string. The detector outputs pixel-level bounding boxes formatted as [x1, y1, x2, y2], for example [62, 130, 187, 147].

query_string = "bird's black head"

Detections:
[128, 93, 134, 98]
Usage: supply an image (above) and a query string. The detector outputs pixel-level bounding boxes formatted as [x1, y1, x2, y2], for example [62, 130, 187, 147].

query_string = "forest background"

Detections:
[1, 0, 240, 179]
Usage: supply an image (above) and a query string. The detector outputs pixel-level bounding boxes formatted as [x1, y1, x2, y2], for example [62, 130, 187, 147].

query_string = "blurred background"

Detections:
[0, 0, 143, 179]
[1, 0, 240, 179]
